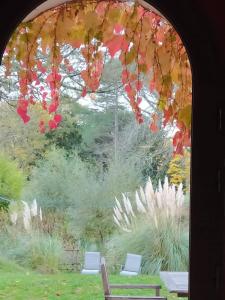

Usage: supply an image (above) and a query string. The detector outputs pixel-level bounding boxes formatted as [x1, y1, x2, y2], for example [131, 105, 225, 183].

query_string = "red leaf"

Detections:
[163, 107, 172, 126]
[149, 114, 159, 133]
[37, 61, 47, 73]
[125, 84, 132, 94]
[19, 78, 28, 95]
[31, 72, 38, 82]
[67, 65, 74, 73]
[137, 97, 142, 105]
[106, 35, 129, 58]
[149, 122, 157, 133]
[48, 102, 58, 113]
[49, 119, 58, 130]
[114, 24, 123, 34]
[46, 74, 53, 83]
[149, 81, 155, 92]
[136, 81, 143, 91]
[35, 79, 40, 86]
[173, 130, 182, 147]
[39, 120, 46, 134]
[42, 92, 48, 100]
[174, 142, 184, 155]
[17, 107, 30, 124]
[42, 100, 47, 110]
[121, 69, 130, 84]
[54, 114, 62, 124]
[81, 87, 87, 97]
[29, 96, 35, 105]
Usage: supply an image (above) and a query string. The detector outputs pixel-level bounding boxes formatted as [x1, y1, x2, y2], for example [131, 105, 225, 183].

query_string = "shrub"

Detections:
[0, 154, 25, 204]
[0, 256, 25, 272]
[0, 231, 64, 273]
[22, 148, 93, 210]
[23, 148, 142, 249]
[26, 234, 64, 273]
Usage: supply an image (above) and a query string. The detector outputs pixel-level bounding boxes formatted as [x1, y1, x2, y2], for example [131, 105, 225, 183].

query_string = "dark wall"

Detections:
[1, 1, 225, 299]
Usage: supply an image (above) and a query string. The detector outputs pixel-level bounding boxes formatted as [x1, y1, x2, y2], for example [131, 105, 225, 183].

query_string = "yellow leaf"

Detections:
[157, 46, 171, 74]
[178, 105, 192, 128]
[125, 47, 136, 65]
[107, 7, 122, 23]
[83, 11, 100, 30]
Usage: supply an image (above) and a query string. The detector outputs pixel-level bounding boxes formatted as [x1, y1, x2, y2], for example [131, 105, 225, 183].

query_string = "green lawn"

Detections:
[0, 271, 188, 300]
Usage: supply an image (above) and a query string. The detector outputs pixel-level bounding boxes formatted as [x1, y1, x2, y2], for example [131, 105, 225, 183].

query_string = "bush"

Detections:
[22, 148, 89, 210]
[0, 231, 64, 273]
[0, 154, 25, 203]
[0, 256, 25, 272]
[26, 234, 64, 273]
[23, 148, 142, 249]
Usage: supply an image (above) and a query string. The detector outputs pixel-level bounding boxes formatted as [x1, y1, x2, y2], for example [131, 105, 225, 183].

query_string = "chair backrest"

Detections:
[124, 253, 142, 273]
[101, 257, 111, 296]
[84, 251, 101, 270]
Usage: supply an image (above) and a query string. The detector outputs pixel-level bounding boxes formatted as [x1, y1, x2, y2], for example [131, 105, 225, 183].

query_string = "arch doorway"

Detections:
[0, 1, 224, 300]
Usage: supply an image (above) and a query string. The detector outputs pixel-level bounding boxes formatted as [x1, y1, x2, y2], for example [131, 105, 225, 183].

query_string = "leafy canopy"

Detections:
[3, 0, 192, 154]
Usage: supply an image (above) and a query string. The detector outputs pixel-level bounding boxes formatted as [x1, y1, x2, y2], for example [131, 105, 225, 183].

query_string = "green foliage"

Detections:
[23, 148, 89, 210]
[0, 154, 25, 203]
[0, 231, 64, 273]
[111, 118, 172, 186]
[80, 109, 132, 166]
[0, 256, 25, 273]
[69, 157, 142, 249]
[107, 221, 189, 274]
[45, 115, 82, 154]
[25, 234, 64, 273]
[23, 147, 142, 248]
[0, 102, 48, 173]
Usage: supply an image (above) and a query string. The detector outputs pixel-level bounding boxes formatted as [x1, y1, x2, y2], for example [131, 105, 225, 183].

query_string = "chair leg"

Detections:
[156, 287, 160, 296]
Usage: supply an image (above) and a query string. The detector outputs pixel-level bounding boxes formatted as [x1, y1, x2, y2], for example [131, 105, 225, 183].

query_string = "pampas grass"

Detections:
[109, 177, 189, 274]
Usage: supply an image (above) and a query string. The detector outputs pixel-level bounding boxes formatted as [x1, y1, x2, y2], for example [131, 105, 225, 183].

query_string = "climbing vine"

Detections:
[3, 0, 192, 154]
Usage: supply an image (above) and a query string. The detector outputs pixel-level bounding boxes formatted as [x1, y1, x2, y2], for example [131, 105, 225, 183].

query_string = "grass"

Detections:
[0, 271, 187, 300]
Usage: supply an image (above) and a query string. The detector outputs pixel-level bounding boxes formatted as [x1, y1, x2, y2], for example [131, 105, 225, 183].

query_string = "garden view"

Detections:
[0, 0, 191, 299]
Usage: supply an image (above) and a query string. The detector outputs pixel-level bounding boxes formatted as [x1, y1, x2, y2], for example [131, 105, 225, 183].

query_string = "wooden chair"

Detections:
[101, 257, 167, 300]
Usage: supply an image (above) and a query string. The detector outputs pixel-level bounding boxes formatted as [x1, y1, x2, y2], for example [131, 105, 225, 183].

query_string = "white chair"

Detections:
[81, 251, 101, 274]
[120, 253, 142, 276]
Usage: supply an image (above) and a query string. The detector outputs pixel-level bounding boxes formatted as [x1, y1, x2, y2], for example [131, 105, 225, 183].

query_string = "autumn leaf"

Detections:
[149, 113, 159, 133]
[54, 114, 62, 124]
[178, 105, 192, 128]
[106, 35, 129, 57]
[49, 119, 58, 130]
[4, 0, 191, 152]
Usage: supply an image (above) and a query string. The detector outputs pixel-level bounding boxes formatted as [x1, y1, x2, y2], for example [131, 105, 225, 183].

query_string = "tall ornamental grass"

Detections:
[0, 232, 64, 273]
[109, 177, 189, 274]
